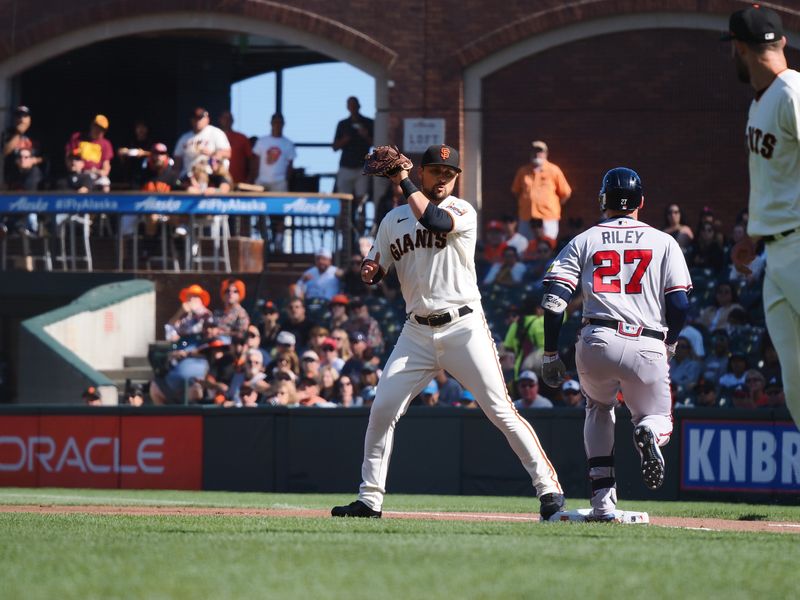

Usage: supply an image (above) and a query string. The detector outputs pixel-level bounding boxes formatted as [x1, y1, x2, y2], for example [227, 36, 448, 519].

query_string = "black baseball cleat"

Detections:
[634, 425, 665, 490]
[539, 493, 566, 520]
[331, 500, 382, 518]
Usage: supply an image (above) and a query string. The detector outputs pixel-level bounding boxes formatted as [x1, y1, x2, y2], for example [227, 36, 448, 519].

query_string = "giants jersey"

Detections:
[746, 69, 800, 237]
[543, 217, 692, 331]
[367, 196, 481, 316]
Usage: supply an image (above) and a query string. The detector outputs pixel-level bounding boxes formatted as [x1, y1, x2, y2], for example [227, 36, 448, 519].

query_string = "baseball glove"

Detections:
[362, 145, 413, 177]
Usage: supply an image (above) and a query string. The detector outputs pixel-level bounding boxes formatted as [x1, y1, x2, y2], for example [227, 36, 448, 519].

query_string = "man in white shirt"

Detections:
[173, 107, 231, 177]
[513, 370, 554, 409]
[252, 113, 296, 191]
[295, 248, 340, 301]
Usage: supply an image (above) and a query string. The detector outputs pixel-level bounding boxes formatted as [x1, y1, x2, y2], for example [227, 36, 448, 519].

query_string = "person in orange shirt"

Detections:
[511, 140, 572, 242]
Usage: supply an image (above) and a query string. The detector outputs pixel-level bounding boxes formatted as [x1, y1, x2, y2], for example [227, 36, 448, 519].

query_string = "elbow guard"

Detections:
[541, 283, 572, 315]
[418, 203, 453, 233]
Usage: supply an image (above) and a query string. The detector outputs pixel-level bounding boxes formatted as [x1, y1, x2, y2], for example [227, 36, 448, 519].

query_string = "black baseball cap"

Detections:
[421, 144, 462, 173]
[721, 5, 784, 43]
[14, 105, 30, 116]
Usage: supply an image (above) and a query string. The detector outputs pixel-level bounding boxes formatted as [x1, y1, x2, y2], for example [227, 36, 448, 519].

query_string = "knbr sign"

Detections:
[0, 415, 202, 489]
[681, 420, 800, 493]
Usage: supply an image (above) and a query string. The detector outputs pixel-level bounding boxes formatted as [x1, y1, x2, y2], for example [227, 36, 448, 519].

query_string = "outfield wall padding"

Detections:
[0, 406, 796, 503]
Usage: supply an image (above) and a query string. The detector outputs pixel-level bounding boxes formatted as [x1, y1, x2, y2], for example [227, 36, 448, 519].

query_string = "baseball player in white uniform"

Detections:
[540, 167, 691, 521]
[726, 5, 800, 428]
[332, 144, 564, 519]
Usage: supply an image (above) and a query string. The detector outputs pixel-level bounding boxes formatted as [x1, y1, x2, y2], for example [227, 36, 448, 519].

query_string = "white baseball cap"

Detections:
[315, 248, 332, 259]
[518, 370, 538, 384]
[277, 331, 296, 346]
[562, 380, 581, 392]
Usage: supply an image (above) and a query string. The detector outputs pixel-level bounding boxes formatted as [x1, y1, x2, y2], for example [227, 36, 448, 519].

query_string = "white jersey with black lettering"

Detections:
[746, 68, 800, 237]
[367, 196, 481, 316]
[543, 216, 692, 331]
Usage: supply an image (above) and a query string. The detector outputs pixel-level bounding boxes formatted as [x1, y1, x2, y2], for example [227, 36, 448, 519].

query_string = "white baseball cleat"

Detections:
[634, 425, 665, 490]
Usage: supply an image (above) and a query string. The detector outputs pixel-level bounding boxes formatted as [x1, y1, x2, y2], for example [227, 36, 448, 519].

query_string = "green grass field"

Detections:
[1, 488, 798, 599]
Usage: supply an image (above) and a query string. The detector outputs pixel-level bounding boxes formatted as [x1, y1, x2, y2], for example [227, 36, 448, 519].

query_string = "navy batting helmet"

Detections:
[599, 167, 643, 212]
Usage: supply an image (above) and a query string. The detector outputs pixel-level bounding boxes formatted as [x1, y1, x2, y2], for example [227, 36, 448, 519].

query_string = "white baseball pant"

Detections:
[357, 307, 562, 510]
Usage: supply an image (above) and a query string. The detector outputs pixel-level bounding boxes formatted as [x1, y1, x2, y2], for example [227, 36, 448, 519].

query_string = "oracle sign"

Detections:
[0, 415, 202, 489]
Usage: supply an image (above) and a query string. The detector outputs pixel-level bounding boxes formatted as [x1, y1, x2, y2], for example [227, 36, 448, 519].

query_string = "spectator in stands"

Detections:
[523, 237, 557, 280]
[669, 336, 703, 401]
[217, 278, 250, 338]
[319, 364, 340, 401]
[702, 329, 731, 384]
[343, 298, 384, 355]
[689, 378, 719, 408]
[434, 370, 463, 406]
[731, 384, 756, 409]
[764, 376, 785, 408]
[719, 353, 749, 392]
[662, 203, 694, 255]
[279, 299, 313, 351]
[83, 386, 103, 406]
[331, 373, 362, 407]
[728, 240, 766, 286]
[208, 157, 233, 192]
[483, 246, 526, 287]
[116, 119, 153, 186]
[243, 324, 269, 365]
[330, 328, 352, 362]
[179, 157, 211, 192]
[264, 379, 298, 407]
[174, 107, 231, 178]
[4, 148, 43, 234]
[690, 221, 725, 271]
[416, 379, 442, 407]
[300, 350, 322, 382]
[58, 152, 94, 193]
[332, 96, 373, 205]
[252, 113, 295, 191]
[140, 143, 177, 192]
[65, 114, 113, 190]
[511, 140, 572, 241]
[359, 362, 380, 398]
[482, 220, 507, 263]
[328, 294, 350, 330]
[3, 105, 41, 188]
[373, 181, 404, 235]
[165, 284, 212, 341]
[270, 350, 299, 383]
[759, 335, 782, 383]
[341, 331, 369, 380]
[502, 214, 528, 256]
[217, 110, 253, 185]
[513, 370, 553, 408]
[457, 388, 478, 409]
[295, 248, 340, 301]
[308, 325, 332, 356]
[698, 282, 744, 333]
[320, 336, 345, 372]
[559, 380, 585, 408]
[265, 330, 298, 372]
[678, 322, 706, 359]
[296, 377, 335, 407]
[125, 383, 146, 407]
[258, 300, 282, 353]
[196, 320, 235, 404]
[502, 296, 545, 380]
[725, 221, 747, 267]
[744, 369, 768, 407]
[338, 254, 370, 298]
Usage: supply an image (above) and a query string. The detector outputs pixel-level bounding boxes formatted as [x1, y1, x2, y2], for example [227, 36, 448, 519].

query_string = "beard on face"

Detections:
[734, 50, 750, 84]
[423, 183, 450, 202]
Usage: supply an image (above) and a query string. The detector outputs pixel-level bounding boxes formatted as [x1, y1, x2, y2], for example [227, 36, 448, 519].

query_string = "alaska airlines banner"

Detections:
[0, 415, 202, 489]
[681, 420, 800, 493]
[0, 193, 341, 216]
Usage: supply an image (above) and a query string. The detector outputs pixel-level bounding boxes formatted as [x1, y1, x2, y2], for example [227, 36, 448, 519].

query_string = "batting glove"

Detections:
[541, 353, 566, 388]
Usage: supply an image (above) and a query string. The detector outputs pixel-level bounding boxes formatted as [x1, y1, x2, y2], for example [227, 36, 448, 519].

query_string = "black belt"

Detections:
[762, 227, 800, 243]
[414, 306, 473, 327]
[587, 318, 665, 341]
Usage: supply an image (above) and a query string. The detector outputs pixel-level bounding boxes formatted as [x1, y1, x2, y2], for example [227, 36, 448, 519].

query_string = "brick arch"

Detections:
[455, 0, 800, 66]
[0, 2, 397, 78]
[460, 9, 800, 215]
